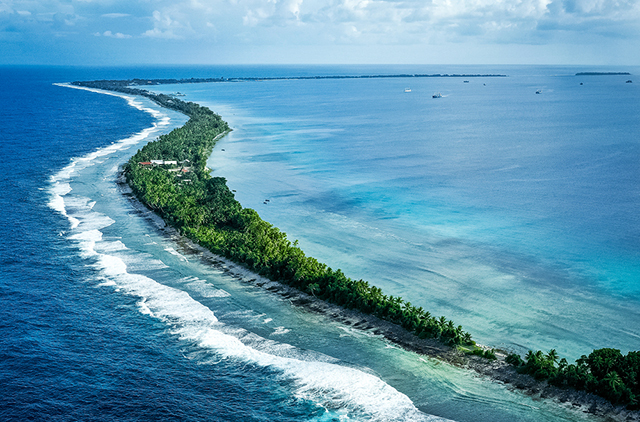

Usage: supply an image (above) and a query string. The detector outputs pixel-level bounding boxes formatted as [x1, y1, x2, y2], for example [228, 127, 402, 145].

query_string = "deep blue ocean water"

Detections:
[1, 65, 637, 421]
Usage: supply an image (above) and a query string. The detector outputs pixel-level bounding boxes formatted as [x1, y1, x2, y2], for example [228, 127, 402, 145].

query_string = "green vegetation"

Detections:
[73, 78, 639, 411]
[76, 81, 476, 348]
[575, 72, 631, 76]
[472, 348, 497, 360]
[506, 348, 639, 408]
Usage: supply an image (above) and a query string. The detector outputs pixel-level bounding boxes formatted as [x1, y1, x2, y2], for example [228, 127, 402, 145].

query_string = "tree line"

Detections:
[77, 79, 638, 410]
[114, 88, 475, 348]
[506, 348, 639, 407]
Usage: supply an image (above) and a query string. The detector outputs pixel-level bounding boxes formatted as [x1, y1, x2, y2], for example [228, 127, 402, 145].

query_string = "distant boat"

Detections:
[626, 80, 633, 83]
[463, 80, 469, 83]
[536, 89, 542, 94]
[432, 92, 442, 98]
[404, 88, 412, 92]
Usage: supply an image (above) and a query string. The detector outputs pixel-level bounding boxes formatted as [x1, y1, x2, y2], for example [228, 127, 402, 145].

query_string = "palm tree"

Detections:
[558, 357, 569, 371]
[603, 371, 623, 392]
[546, 349, 559, 365]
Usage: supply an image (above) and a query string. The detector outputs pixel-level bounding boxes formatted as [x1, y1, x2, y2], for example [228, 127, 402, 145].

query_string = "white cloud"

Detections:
[94, 30, 131, 38]
[103, 30, 131, 38]
[1, 0, 638, 64]
[5, 0, 636, 43]
[142, 9, 194, 39]
[240, 0, 305, 27]
[102, 13, 130, 18]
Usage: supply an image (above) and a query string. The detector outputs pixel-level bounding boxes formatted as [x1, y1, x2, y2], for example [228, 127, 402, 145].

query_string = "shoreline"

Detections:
[65, 79, 638, 420]
[117, 168, 640, 422]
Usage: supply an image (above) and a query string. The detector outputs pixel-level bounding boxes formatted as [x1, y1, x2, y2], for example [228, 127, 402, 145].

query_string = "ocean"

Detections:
[1, 65, 638, 421]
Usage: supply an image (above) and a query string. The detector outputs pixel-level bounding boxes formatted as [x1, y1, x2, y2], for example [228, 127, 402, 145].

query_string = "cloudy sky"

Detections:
[1, 0, 639, 65]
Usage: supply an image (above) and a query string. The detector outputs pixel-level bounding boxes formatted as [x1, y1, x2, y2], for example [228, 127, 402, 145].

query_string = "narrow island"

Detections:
[575, 72, 631, 76]
[72, 72, 507, 91]
[71, 77, 640, 421]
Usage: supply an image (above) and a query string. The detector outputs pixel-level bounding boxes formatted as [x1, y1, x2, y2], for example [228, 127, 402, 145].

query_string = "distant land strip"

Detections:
[575, 72, 631, 76]
[75, 73, 507, 89]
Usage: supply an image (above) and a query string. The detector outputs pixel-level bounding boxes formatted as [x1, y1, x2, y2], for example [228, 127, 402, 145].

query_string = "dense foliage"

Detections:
[506, 348, 640, 408]
[79, 78, 639, 411]
[114, 89, 474, 348]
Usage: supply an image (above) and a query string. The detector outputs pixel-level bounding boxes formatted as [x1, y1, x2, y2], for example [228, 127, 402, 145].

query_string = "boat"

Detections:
[536, 89, 542, 94]
[432, 92, 442, 98]
[404, 88, 412, 92]
[626, 80, 633, 83]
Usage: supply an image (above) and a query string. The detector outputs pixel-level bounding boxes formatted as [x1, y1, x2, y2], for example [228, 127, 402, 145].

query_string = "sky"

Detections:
[1, 0, 639, 65]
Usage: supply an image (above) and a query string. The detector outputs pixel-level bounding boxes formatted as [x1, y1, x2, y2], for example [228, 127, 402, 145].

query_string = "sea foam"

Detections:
[98, 253, 439, 421]
[46, 83, 448, 422]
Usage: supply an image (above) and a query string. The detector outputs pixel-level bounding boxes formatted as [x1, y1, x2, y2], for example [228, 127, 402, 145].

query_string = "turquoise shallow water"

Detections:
[154, 66, 640, 359]
[1, 65, 637, 421]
